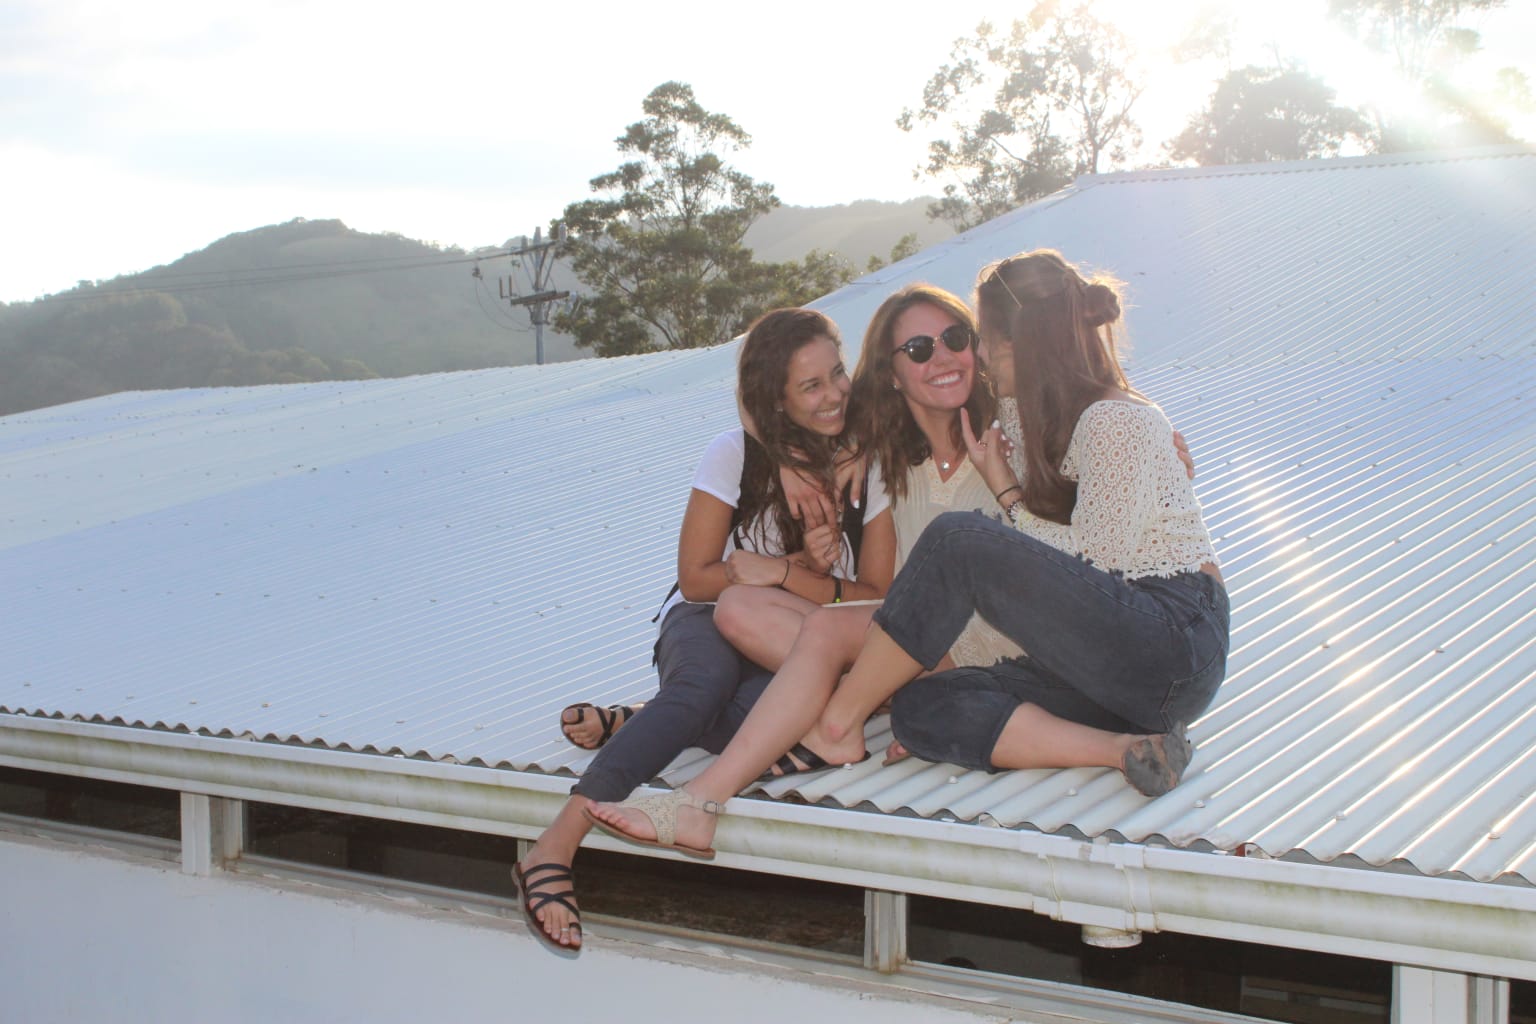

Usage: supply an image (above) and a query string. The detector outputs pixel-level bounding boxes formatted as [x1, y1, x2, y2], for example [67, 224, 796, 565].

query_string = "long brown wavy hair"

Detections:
[735, 307, 846, 553]
[974, 249, 1130, 524]
[849, 284, 994, 503]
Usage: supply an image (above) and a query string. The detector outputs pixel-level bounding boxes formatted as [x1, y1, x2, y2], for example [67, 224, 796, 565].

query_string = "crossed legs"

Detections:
[586, 602, 880, 855]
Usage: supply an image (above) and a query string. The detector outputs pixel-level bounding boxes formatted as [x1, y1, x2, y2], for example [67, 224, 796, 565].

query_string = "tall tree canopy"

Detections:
[1169, 65, 1372, 165]
[1330, 0, 1530, 149]
[556, 82, 794, 357]
[898, 0, 1143, 230]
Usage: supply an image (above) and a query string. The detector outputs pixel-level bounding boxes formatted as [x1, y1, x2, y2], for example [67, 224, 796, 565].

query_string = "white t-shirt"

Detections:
[659, 429, 890, 621]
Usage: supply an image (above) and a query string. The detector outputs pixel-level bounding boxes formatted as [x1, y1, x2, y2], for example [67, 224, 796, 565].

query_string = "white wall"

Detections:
[0, 833, 1009, 1024]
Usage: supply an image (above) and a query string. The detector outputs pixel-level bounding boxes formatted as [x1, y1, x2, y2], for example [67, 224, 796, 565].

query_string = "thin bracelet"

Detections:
[994, 483, 1023, 504]
[780, 559, 792, 586]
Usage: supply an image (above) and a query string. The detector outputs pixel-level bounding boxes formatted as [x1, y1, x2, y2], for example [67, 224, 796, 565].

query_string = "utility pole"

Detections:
[501, 224, 569, 365]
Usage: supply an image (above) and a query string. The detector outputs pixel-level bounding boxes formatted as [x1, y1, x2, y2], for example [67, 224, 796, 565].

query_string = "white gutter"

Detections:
[4, 715, 1533, 981]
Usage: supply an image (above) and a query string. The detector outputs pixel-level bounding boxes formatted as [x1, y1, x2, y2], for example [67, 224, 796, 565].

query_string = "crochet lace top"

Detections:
[999, 398, 1219, 580]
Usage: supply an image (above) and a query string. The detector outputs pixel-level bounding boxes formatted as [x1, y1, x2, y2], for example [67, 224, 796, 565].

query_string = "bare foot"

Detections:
[881, 739, 910, 766]
[560, 702, 642, 750]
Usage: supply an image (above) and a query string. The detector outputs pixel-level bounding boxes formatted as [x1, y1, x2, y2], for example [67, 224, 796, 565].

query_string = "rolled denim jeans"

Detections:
[879, 511, 1230, 770]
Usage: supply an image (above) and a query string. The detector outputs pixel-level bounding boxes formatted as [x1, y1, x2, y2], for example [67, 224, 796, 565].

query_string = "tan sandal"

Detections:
[583, 789, 722, 860]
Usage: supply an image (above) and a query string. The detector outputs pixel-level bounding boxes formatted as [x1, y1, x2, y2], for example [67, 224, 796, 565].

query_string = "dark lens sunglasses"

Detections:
[894, 324, 975, 363]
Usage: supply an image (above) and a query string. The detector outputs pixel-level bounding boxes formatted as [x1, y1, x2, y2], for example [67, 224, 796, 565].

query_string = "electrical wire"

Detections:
[473, 274, 532, 333]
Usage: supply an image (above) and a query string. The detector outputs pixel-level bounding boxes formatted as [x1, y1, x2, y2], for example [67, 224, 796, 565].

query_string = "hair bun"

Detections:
[1083, 282, 1120, 328]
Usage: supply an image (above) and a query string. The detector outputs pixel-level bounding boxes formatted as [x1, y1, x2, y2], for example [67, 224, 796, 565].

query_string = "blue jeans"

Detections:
[880, 511, 1230, 772]
[571, 601, 771, 802]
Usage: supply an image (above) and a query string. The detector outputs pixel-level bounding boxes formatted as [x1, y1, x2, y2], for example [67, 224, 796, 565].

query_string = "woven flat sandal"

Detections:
[583, 789, 722, 860]
[512, 861, 582, 958]
[560, 702, 638, 750]
[1121, 723, 1193, 798]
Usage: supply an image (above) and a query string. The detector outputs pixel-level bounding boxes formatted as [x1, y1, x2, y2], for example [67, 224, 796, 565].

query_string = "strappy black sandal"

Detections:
[512, 861, 582, 958]
[559, 702, 639, 750]
[758, 741, 871, 781]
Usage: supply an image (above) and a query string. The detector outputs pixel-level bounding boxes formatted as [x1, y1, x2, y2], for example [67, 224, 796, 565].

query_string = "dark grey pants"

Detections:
[881, 511, 1230, 771]
[571, 601, 772, 802]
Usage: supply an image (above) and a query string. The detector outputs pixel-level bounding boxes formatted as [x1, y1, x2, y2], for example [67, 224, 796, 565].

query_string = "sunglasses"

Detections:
[894, 324, 975, 363]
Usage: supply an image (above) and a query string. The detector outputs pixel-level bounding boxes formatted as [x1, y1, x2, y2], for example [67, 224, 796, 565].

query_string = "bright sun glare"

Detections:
[1040, 0, 1482, 145]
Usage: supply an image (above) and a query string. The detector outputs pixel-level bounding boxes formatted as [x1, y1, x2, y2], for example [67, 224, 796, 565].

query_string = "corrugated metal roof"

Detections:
[4, 147, 1534, 886]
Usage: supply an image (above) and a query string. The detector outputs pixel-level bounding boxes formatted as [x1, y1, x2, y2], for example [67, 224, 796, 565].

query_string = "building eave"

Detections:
[6, 714, 1532, 981]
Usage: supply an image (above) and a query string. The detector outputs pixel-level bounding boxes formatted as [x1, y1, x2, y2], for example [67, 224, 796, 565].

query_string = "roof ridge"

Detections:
[1074, 144, 1536, 188]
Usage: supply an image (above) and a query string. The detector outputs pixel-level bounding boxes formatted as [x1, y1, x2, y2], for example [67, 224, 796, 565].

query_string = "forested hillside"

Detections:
[0, 203, 936, 417]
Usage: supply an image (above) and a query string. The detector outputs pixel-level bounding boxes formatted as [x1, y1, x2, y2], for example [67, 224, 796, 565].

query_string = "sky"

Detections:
[3, 0, 1531, 304]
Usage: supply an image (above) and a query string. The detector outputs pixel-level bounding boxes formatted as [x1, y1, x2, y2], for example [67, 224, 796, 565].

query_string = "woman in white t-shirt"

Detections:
[513, 307, 895, 956]
[583, 284, 1027, 849]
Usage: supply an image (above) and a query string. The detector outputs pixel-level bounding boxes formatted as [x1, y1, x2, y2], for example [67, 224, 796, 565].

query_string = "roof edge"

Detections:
[3, 715, 1534, 979]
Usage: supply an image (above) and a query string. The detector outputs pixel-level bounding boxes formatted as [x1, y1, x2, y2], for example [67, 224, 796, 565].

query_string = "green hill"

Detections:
[0, 202, 941, 416]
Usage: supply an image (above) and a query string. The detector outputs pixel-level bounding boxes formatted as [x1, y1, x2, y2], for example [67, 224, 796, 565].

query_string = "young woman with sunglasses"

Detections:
[513, 308, 896, 955]
[584, 260, 1215, 859]
[583, 284, 1056, 852]
[711, 285, 1017, 700]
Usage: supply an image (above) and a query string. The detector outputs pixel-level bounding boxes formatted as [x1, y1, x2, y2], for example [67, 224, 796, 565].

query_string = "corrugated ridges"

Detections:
[4, 149, 1534, 885]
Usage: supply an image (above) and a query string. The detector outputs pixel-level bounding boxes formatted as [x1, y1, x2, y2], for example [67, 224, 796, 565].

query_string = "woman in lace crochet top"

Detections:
[810, 248, 1230, 795]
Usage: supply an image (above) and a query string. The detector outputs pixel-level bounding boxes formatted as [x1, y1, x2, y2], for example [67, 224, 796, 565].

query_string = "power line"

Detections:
[501, 225, 569, 365]
[473, 272, 531, 333]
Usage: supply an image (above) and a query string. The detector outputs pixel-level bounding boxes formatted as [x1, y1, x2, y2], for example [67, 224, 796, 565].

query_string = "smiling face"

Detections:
[889, 302, 976, 413]
[779, 335, 851, 437]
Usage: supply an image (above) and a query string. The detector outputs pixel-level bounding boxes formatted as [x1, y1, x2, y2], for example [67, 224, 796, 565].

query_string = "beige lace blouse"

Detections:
[1001, 398, 1219, 580]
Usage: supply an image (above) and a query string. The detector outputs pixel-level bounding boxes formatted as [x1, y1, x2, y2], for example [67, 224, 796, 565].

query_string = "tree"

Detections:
[1329, 0, 1530, 149]
[898, 1, 1143, 231]
[1169, 65, 1372, 165]
[556, 82, 787, 357]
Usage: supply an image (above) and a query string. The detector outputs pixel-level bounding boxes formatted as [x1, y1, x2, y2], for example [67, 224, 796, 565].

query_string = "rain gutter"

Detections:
[3, 715, 1532, 980]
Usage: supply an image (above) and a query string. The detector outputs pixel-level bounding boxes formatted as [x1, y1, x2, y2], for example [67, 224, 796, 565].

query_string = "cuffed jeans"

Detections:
[571, 601, 771, 802]
[880, 511, 1230, 772]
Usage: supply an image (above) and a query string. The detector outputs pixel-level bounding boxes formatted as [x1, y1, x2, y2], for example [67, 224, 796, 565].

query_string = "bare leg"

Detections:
[714, 584, 819, 672]
[516, 797, 595, 950]
[990, 703, 1191, 796]
[586, 605, 878, 853]
[988, 703, 1134, 770]
[815, 622, 924, 748]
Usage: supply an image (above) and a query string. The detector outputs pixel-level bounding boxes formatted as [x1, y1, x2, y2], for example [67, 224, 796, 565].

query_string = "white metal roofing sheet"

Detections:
[3, 147, 1534, 885]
